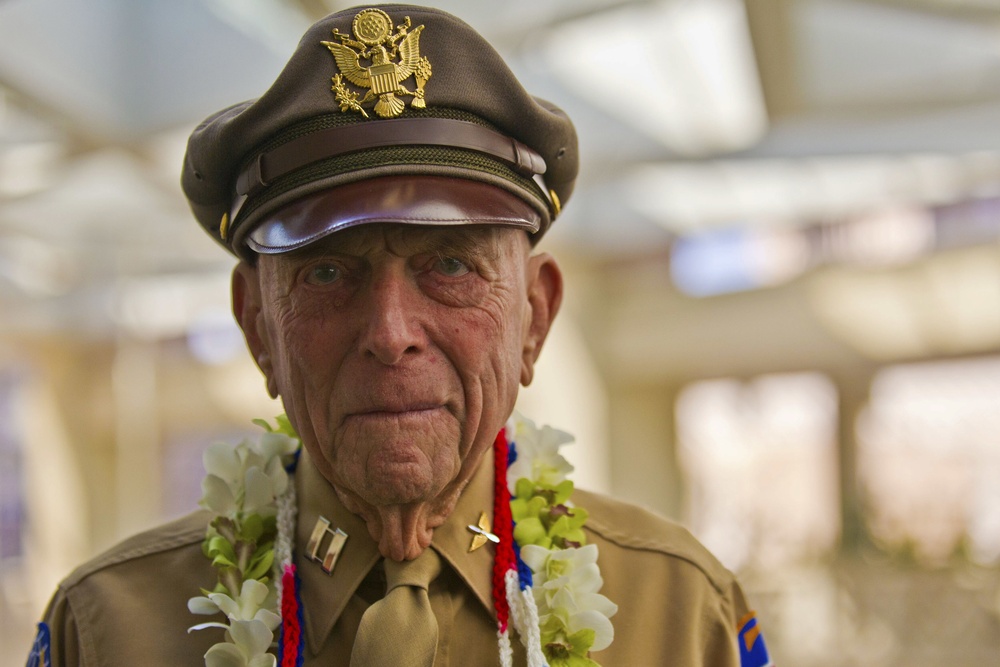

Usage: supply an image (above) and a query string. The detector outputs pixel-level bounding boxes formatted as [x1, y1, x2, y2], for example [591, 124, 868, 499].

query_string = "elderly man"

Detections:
[31, 5, 770, 667]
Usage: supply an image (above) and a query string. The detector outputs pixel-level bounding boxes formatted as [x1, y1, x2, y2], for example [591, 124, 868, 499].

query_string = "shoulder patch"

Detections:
[25, 622, 52, 667]
[738, 612, 773, 667]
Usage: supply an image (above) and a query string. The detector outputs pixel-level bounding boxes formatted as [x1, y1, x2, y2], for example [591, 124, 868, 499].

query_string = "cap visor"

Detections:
[244, 175, 541, 254]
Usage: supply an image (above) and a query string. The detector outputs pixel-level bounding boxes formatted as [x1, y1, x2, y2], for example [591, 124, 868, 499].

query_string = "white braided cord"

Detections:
[273, 473, 297, 603]
[497, 627, 513, 667]
[505, 569, 547, 667]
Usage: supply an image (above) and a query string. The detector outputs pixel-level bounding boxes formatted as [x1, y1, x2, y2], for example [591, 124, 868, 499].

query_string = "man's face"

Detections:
[233, 223, 560, 514]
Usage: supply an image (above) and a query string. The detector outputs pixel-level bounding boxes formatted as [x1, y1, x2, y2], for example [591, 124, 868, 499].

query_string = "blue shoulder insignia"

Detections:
[26, 622, 52, 667]
[738, 612, 772, 667]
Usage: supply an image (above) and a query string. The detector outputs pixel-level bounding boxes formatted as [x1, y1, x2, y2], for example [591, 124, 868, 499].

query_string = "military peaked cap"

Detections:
[182, 4, 578, 258]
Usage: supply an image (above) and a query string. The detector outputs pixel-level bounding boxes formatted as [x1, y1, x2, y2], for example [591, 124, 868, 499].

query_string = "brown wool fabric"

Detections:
[182, 4, 578, 257]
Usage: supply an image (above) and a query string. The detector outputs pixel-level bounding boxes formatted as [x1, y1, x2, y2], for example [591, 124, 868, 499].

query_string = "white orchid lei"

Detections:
[187, 412, 616, 667]
[507, 414, 618, 666]
[187, 416, 300, 667]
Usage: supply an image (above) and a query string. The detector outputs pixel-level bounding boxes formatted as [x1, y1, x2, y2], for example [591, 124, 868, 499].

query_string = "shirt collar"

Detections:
[294, 446, 498, 655]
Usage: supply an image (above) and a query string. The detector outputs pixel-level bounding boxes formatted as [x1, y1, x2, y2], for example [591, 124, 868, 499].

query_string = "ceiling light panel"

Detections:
[544, 0, 768, 156]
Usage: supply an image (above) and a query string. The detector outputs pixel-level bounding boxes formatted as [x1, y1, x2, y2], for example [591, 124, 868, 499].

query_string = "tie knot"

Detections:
[383, 548, 442, 591]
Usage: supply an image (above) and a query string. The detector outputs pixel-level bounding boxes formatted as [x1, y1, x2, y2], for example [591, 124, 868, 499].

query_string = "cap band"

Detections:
[230, 117, 551, 226]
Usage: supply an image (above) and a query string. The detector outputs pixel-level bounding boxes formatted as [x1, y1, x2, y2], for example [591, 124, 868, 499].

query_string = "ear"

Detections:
[232, 261, 279, 399]
[520, 252, 563, 387]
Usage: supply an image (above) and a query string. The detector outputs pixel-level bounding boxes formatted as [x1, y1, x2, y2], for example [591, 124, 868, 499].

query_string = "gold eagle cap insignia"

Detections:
[320, 8, 432, 119]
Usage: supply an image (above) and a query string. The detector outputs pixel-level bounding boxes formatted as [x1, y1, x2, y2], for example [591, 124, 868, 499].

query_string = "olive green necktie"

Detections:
[350, 548, 442, 667]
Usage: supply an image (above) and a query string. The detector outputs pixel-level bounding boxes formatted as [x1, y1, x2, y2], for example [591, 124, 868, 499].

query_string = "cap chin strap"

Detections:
[228, 117, 553, 228]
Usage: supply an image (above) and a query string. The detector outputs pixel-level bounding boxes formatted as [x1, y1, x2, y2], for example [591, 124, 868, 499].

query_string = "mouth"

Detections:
[348, 404, 445, 419]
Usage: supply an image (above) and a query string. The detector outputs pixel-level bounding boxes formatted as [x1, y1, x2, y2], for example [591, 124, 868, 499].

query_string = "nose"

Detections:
[360, 268, 425, 365]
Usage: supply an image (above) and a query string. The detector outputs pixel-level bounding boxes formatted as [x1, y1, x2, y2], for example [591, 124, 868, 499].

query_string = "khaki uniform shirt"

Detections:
[37, 450, 763, 665]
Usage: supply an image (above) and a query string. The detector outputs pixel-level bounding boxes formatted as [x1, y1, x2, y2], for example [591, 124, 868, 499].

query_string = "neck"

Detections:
[334, 489, 453, 560]
[333, 447, 488, 560]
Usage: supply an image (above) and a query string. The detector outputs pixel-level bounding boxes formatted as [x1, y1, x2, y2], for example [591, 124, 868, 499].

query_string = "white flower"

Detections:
[254, 431, 299, 462]
[204, 442, 243, 485]
[198, 434, 298, 517]
[548, 586, 618, 651]
[507, 412, 575, 492]
[200, 477, 236, 516]
[204, 619, 277, 667]
[188, 595, 223, 617]
[190, 581, 281, 667]
[520, 543, 618, 651]
[242, 466, 280, 515]
[521, 544, 601, 602]
[209, 580, 281, 629]
[188, 580, 280, 630]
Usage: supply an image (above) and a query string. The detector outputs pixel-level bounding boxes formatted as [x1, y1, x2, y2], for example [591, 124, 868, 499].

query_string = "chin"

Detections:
[361, 463, 444, 506]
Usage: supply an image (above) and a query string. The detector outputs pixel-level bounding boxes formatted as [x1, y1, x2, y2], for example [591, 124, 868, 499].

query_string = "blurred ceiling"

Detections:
[2, 0, 1000, 355]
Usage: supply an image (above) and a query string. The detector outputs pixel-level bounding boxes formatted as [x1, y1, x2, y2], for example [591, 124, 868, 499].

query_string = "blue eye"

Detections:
[305, 264, 341, 285]
[436, 257, 470, 277]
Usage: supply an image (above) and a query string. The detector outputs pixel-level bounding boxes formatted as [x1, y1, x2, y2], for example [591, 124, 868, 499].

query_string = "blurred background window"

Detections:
[677, 372, 840, 571]
[858, 356, 1000, 566]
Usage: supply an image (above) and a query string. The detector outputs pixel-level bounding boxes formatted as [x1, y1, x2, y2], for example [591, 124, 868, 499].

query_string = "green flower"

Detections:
[511, 486, 588, 550]
[540, 616, 600, 667]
